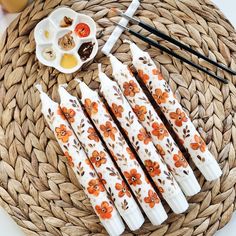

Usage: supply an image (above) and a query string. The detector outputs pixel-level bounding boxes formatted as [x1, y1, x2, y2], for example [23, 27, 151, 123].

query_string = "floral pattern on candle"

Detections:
[98, 72, 188, 213]
[79, 82, 167, 224]
[36, 86, 125, 236]
[110, 55, 200, 196]
[58, 86, 144, 229]
[128, 41, 222, 181]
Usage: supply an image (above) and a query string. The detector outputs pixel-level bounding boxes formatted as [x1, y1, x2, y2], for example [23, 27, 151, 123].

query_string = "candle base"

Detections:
[122, 205, 144, 231]
[179, 172, 201, 196]
[145, 203, 167, 225]
[102, 211, 125, 236]
[197, 158, 222, 181]
[164, 190, 189, 214]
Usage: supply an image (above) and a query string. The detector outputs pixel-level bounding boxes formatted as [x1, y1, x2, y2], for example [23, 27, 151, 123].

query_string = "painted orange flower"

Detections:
[64, 151, 74, 167]
[123, 80, 140, 97]
[87, 178, 105, 196]
[111, 103, 124, 118]
[137, 128, 151, 145]
[90, 150, 107, 167]
[151, 122, 169, 140]
[115, 181, 131, 198]
[190, 134, 206, 152]
[95, 201, 113, 219]
[124, 169, 142, 186]
[152, 69, 164, 80]
[169, 108, 188, 127]
[84, 98, 98, 116]
[60, 107, 76, 123]
[133, 105, 147, 121]
[126, 147, 136, 160]
[173, 151, 188, 168]
[152, 69, 158, 75]
[156, 144, 165, 157]
[144, 160, 161, 177]
[55, 124, 72, 143]
[87, 127, 99, 142]
[153, 88, 169, 104]
[144, 189, 160, 208]
[138, 69, 149, 84]
[100, 121, 117, 141]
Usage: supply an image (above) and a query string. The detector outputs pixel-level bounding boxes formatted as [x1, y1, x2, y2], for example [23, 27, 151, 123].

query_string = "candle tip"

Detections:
[98, 64, 112, 91]
[79, 81, 93, 95]
[59, 83, 68, 89]
[58, 84, 67, 99]
[35, 84, 44, 93]
[108, 53, 114, 58]
[35, 83, 58, 111]
[109, 54, 125, 76]
[123, 39, 132, 45]
[98, 63, 102, 75]
[127, 41, 145, 59]
[58, 83, 75, 103]
[109, 53, 119, 66]
[98, 71, 107, 85]
[58, 83, 67, 94]
[75, 78, 82, 84]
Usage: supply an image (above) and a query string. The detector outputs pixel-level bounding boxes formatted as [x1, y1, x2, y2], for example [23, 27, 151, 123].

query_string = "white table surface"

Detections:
[0, 1, 235, 235]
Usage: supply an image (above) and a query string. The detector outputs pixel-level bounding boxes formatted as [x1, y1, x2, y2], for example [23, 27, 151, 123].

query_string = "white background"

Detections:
[0, 0, 235, 235]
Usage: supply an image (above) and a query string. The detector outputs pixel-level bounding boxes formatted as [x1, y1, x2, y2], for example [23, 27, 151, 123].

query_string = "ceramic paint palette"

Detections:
[34, 7, 98, 74]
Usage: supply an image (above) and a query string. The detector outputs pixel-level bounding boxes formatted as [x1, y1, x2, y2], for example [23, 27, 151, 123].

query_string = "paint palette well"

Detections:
[34, 7, 98, 74]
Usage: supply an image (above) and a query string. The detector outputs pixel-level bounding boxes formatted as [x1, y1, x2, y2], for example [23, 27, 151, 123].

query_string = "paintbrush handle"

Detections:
[128, 28, 228, 84]
[139, 21, 236, 75]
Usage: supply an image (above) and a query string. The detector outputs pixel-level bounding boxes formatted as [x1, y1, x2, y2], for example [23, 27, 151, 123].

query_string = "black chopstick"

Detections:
[113, 22, 228, 84]
[120, 13, 236, 76]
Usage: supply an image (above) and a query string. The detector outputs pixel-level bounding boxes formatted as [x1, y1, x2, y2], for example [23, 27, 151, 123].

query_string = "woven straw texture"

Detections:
[0, 0, 236, 235]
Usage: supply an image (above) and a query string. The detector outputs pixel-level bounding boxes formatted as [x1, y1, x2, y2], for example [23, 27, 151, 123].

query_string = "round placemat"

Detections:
[0, 0, 236, 235]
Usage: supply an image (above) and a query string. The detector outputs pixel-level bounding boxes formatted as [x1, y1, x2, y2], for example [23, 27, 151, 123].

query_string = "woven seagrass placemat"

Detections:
[0, 0, 236, 235]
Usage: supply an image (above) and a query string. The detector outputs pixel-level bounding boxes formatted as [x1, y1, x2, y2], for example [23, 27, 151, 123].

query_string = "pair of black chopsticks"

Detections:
[111, 9, 235, 84]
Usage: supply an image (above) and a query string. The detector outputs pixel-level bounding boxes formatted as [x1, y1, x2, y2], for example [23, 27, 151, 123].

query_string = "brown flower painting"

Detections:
[95, 201, 113, 219]
[153, 88, 169, 104]
[124, 169, 142, 186]
[84, 98, 98, 116]
[100, 121, 117, 141]
[170, 108, 188, 127]
[123, 80, 140, 97]
[190, 134, 206, 152]
[144, 189, 160, 208]
[87, 178, 105, 196]
[55, 124, 72, 143]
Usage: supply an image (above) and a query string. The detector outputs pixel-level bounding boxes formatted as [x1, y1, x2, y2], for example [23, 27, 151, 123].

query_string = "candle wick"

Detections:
[75, 78, 82, 84]
[35, 84, 44, 93]
[98, 63, 103, 75]
[59, 83, 68, 89]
